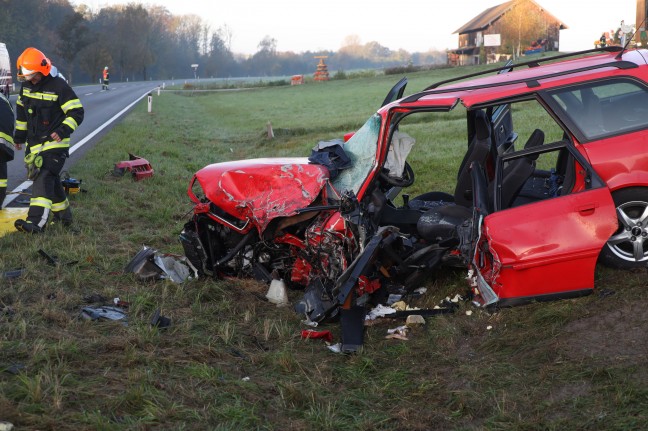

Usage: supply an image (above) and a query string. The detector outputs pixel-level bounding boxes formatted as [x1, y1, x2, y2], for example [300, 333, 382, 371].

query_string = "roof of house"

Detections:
[453, 0, 568, 34]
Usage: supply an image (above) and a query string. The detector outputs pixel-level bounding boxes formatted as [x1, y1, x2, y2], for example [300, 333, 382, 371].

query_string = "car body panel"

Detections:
[192, 158, 329, 232]
[580, 130, 648, 191]
[477, 187, 617, 302]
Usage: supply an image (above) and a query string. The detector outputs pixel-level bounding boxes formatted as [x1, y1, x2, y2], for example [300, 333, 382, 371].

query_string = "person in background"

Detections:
[0, 90, 14, 209]
[13, 47, 84, 233]
[102, 66, 110, 90]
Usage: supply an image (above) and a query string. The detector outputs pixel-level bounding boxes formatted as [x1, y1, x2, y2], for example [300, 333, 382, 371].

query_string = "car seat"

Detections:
[496, 128, 544, 209]
[410, 110, 493, 209]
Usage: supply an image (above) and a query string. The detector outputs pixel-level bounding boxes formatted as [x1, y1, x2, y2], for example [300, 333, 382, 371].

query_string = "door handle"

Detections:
[576, 203, 598, 215]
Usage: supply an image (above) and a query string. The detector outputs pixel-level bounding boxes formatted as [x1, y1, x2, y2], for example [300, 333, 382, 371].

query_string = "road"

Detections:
[3, 80, 162, 206]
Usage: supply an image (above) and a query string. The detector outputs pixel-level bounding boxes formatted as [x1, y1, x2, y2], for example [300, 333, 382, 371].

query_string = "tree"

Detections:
[55, 11, 90, 84]
[497, 0, 547, 59]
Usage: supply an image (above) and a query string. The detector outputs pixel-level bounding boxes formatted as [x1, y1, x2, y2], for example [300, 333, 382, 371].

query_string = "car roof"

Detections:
[390, 47, 648, 110]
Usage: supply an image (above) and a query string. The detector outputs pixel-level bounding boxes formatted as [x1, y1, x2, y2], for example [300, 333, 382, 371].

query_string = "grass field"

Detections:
[1, 63, 648, 430]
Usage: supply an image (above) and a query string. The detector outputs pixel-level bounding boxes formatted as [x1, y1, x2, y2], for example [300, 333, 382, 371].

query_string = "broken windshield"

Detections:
[331, 114, 380, 194]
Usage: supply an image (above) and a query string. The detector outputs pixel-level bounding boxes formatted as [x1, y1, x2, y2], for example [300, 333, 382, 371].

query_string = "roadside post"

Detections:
[148, 93, 152, 113]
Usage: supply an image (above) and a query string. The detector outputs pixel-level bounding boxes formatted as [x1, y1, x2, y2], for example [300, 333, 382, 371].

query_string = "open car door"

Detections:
[471, 141, 618, 307]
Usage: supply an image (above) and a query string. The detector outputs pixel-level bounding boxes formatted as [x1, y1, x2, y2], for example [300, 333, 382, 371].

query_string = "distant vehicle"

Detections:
[0, 43, 12, 97]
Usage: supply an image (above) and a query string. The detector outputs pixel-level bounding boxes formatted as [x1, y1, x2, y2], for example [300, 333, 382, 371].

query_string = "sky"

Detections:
[74, 0, 638, 55]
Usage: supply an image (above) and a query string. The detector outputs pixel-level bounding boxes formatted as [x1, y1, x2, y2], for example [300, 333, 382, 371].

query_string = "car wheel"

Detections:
[599, 187, 648, 269]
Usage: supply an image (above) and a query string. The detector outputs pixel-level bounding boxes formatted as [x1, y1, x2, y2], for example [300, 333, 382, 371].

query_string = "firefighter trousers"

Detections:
[27, 151, 72, 229]
[0, 158, 6, 208]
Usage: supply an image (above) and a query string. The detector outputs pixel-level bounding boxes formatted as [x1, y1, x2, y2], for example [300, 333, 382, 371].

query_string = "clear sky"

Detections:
[76, 0, 637, 55]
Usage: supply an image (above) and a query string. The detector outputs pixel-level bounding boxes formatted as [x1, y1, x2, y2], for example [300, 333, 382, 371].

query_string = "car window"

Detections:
[548, 79, 648, 141]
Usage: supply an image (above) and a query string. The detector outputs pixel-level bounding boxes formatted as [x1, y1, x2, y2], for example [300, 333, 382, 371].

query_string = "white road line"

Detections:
[3, 88, 156, 207]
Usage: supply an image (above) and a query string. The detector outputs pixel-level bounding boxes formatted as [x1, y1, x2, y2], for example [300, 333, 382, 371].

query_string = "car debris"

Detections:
[112, 153, 154, 180]
[301, 329, 333, 342]
[150, 308, 172, 329]
[181, 46, 648, 349]
[124, 245, 198, 283]
[80, 305, 127, 324]
[1, 268, 24, 279]
[265, 279, 289, 306]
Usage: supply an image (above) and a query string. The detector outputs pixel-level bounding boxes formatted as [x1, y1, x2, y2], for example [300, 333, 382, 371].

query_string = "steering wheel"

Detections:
[379, 161, 415, 188]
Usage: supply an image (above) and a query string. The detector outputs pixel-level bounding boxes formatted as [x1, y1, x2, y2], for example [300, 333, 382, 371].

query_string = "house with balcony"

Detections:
[449, 0, 568, 66]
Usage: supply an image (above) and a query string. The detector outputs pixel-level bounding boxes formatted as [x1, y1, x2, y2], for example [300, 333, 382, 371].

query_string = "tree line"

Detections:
[0, 0, 447, 85]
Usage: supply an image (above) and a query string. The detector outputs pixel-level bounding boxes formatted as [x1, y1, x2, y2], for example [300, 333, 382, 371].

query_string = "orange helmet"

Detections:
[16, 47, 51, 82]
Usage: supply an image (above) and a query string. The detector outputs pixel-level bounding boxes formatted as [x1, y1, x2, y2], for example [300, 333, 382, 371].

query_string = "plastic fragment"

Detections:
[301, 329, 333, 342]
[365, 304, 397, 320]
[327, 342, 342, 354]
[266, 279, 289, 306]
[406, 314, 425, 326]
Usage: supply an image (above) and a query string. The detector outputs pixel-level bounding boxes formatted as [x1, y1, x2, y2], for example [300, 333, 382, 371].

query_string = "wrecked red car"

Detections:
[181, 46, 648, 321]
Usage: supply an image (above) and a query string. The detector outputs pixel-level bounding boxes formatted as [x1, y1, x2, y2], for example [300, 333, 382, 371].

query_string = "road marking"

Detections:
[3, 88, 157, 207]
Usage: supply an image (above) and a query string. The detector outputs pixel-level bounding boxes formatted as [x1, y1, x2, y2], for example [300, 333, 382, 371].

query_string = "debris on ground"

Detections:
[124, 246, 198, 283]
[265, 279, 289, 306]
[150, 308, 172, 329]
[38, 249, 78, 267]
[1, 268, 24, 279]
[80, 306, 128, 324]
[301, 329, 333, 342]
[112, 153, 154, 180]
[405, 314, 426, 326]
[386, 325, 409, 340]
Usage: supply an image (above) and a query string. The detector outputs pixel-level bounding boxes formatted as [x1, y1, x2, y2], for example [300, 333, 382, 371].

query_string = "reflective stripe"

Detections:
[16, 98, 23, 107]
[16, 120, 27, 131]
[30, 197, 52, 209]
[28, 139, 70, 153]
[0, 179, 7, 187]
[61, 99, 82, 113]
[22, 90, 59, 102]
[51, 199, 70, 212]
[0, 131, 13, 143]
[63, 117, 78, 130]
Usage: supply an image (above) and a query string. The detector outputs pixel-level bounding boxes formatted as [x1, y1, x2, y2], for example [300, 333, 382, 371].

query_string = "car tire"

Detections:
[599, 187, 648, 269]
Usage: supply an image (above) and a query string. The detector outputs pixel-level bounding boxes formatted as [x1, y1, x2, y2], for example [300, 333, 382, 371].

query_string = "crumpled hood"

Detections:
[193, 157, 329, 231]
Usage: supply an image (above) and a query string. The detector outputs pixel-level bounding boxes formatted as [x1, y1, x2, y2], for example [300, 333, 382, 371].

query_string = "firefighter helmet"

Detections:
[16, 47, 51, 82]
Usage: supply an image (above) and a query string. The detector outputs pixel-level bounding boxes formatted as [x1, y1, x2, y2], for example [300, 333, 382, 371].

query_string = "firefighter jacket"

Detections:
[0, 92, 14, 146]
[14, 74, 84, 156]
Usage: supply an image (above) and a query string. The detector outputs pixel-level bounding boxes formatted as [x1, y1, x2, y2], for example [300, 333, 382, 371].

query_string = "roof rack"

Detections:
[424, 46, 623, 91]
[402, 48, 635, 104]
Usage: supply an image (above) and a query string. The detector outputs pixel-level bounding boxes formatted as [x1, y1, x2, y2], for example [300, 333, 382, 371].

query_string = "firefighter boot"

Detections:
[15, 219, 43, 234]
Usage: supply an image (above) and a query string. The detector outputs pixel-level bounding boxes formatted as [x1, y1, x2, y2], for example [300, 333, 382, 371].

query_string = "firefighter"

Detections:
[102, 66, 110, 90]
[0, 90, 15, 209]
[13, 47, 84, 233]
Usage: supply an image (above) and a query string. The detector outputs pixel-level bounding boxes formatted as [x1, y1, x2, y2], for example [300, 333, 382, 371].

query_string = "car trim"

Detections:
[424, 47, 624, 90]
[403, 60, 638, 103]
[497, 289, 593, 307]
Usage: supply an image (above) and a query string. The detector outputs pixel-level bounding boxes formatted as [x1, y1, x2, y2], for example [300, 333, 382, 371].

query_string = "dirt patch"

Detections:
[559, 302, 648, 365]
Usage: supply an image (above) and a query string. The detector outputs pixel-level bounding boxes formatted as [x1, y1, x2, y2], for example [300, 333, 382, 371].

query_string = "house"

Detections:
[449, 0, 568, 66]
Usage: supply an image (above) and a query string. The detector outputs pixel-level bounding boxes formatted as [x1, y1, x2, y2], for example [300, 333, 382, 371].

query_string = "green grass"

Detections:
[1, 61, 648, 430]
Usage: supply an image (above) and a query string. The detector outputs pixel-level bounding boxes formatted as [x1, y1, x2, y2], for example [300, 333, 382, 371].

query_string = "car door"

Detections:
[471, 141, 618, 307]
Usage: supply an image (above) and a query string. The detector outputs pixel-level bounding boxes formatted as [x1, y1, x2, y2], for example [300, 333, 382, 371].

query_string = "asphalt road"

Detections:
[3, 80, 163, 206]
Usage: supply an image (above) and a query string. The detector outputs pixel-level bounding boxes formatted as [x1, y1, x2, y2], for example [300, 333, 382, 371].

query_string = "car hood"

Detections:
[193, 157, 329, 231]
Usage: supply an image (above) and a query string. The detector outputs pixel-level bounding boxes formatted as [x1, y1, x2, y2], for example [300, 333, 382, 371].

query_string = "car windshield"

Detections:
[331, 114, 380, 195]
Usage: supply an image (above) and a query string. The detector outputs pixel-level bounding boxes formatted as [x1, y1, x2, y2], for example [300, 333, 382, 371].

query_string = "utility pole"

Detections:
[637, 0, 647, 45]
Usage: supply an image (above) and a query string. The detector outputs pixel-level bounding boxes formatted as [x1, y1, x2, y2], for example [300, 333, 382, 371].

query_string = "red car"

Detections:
[181, 46, 648, 322]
